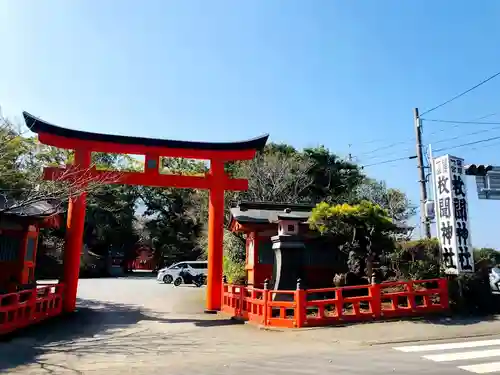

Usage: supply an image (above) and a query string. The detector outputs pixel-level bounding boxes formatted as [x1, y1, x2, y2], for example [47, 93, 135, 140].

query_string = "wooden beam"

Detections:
[43, 166, 249, 191]
[38, 133, 259, 161]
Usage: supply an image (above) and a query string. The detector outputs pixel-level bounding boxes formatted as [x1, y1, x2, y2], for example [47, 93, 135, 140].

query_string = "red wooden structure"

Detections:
[24, 112, 268, 312]
[0, 200, 61, 293]
[222, 278, 449, 328]
[0, 200, 64, 334]
[228, 201, 347, 288]
[130, 246, 155, 271]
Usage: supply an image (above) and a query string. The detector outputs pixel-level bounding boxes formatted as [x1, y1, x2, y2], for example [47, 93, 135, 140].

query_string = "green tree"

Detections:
[473, 247, 500, 267]
[387, 238, 441, 281]
[351, 178, 416, 230]
[309, 200, 397, 279]
[301, 145, 364, 204]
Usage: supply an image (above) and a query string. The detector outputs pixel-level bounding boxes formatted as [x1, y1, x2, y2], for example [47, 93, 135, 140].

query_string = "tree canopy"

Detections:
[0, 113, 419, 278]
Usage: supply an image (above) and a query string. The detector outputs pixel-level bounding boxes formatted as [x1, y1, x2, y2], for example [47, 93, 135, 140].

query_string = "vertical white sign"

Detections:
[433, 154, 474, 274]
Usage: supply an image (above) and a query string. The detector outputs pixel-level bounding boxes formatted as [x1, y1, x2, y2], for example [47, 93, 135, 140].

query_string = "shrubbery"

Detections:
[391, 238, 500, 316]
[387, 238, 441, 281]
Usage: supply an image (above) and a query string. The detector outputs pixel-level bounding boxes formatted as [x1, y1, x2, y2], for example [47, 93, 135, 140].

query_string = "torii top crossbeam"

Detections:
[24, 112, 268, 161]
[23, 112, 268, 190]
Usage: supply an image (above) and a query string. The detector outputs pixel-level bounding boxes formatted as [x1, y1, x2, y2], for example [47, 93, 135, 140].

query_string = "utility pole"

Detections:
[414, 108, 431, 238]
[348, 143, 353, 162]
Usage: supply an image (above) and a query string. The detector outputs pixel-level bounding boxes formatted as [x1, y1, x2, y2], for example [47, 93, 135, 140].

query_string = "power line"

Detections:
[434, 135, 500, 153]
[358, 139, 414, 156]
[422, 119, 500, 125]
[470, 139, 500, 151]
[361, 155, 417, 168]
[354, 113, 500, 161]
[431, 124, 500, 145]
[420, 70, 500, 116]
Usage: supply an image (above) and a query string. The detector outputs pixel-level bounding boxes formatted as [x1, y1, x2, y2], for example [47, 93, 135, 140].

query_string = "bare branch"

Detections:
[0, 165, 122, 215]
[237, 153, 314, 203]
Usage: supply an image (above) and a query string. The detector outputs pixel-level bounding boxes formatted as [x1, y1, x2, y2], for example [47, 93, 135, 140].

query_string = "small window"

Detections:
[190, 263, 207, 269]
[0, 235, 20, 262]
[258, 240, 274, 265]
[287, 224, 295, 232]
[25, 237, 36, 262]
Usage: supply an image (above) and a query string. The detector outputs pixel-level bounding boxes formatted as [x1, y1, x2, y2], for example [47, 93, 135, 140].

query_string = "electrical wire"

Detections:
[361, 155, 417, 168]
[354, 113, 500, 161]
[430, 124, 500, 146]
[420, 70, 500, 116]
[359, 114, 500, 158]
[422, 119, 500, 125]
[358, 139, 414, 156]
[469, 139, 500, 151]
[434, 135, 500, 153]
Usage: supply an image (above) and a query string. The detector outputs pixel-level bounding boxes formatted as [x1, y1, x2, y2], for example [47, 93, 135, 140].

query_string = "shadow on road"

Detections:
[0, 298, 241, 372]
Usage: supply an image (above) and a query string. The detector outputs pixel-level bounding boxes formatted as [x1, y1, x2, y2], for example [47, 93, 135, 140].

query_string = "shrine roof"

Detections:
[229, 201, 315, 225]
[23, 111, 269, 152]
[0, 198, 63, 219]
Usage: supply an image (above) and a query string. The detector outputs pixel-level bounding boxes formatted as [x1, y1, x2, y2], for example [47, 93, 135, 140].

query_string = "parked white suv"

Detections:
[157, 261, 208, 284]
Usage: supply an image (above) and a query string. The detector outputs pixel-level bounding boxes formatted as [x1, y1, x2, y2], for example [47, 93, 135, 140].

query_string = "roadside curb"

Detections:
[364, 331, 500, 346]
[230, 314, 500, 347]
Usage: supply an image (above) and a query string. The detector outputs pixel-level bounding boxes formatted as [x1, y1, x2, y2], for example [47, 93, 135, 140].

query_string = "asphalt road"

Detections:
[3, 276, 500, 374]
[76, 273, 207, 314]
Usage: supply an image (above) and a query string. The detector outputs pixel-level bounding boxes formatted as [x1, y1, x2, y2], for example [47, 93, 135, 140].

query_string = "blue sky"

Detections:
[1, 1, 500, 247]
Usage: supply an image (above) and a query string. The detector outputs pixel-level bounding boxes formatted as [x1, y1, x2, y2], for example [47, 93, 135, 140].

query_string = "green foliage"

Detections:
[350, 178, 416, 229]
[309, 200, 396, 236]
[223, 256, 246, 284]
[309, 201, 397, 277]
[388, 238, 441, 280]
[449, 273, 498, 315]
[198, 228, 247, 283]
[301, 145, 364, 204]
[473, 247, 500, 266]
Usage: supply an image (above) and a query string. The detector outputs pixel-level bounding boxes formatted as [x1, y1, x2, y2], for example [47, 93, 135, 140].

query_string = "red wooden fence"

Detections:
[0, 284, 64, 335]
[222, 278, 449, 328]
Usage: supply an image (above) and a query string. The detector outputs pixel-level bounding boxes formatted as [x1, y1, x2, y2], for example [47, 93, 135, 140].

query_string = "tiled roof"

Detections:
[0, 198, 63, 218]
[229, 201, 315, 224]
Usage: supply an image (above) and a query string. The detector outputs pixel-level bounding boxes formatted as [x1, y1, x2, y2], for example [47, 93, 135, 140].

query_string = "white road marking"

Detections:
[458, 361, 500, 374]
[394, 339, 500, 373]
[393, 339, 500, 353]
[423, 348, 500, 362]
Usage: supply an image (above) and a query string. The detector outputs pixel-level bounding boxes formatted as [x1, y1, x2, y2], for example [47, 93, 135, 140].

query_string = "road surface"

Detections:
[3, 277, 500, 374]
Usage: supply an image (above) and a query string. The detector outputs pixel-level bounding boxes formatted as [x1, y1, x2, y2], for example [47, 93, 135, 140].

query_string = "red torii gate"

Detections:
[23, 112, 268, 313]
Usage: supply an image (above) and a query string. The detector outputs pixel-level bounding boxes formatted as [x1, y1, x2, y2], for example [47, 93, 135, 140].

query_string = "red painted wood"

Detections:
[206, 160, 225, 311]
[62, 149, 91, 313]
[43, 166, 249, 191]
[38, 132, 259, 161]
[35, 128, 261, 313]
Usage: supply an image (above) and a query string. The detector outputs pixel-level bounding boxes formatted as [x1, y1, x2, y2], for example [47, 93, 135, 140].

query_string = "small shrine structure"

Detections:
[228, 201, 348, 289]
[0, 199, 62, 293]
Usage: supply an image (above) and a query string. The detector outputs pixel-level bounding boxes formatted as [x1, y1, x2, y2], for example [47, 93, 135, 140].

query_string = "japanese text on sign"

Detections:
[433, 155, 474, 274]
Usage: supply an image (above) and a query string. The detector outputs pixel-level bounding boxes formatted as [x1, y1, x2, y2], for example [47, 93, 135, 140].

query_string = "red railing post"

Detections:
[221, 275, 227, 311]
[263, 279, 269, 326]
[295, 279, 306, 328]
[238, 286, 244, 318]
[439, 278, 449, 309]
[370, 283, 382, 319]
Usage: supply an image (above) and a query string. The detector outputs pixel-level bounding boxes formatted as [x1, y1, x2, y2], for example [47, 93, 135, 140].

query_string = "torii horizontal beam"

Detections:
[43, 166, 249, 190]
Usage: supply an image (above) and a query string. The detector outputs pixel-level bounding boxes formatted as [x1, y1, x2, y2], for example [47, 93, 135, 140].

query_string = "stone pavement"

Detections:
[2, 277, 500, 374]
